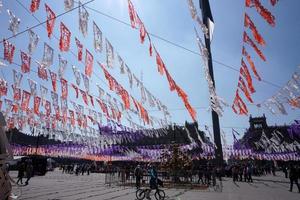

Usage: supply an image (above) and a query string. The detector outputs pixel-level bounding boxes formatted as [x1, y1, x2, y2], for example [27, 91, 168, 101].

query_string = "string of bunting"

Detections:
[186, 0, 228, 116]
[126, 0, 197, 122]
[257, 67, 300, 114]
[232, 0, 278, 115]
[0, 0, 170, 149]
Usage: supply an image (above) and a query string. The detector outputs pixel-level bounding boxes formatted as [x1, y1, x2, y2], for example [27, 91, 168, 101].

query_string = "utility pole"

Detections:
[200, 0, 224, 165]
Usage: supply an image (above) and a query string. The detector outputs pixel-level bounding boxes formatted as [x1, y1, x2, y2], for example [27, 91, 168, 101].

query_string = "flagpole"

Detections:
[199, 0, 224, 166]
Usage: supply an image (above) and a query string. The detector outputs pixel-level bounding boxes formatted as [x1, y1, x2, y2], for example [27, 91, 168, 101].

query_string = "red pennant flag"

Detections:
[71, 84, 79, 98]
[38, 64, 48, 80]
[148, 34, 153, 56]
[20, 51, 31, 73]
[288, 97, 300, 108]
[12, 104, 19, 113]
[45, 100, 51, 117]
[69, 110, 75, 126]
[82, 115, 87, 128]
[100, 63, 116, 91]
[238, 77, 254, 103]
[175, 85, 197, 121]
[138, 102, 149, 124]
[89, 94, 94, 106]
[85, 49, 93, 77]
[59, 22, 71, 51]
[34, 96, 41, 115]
[117, 111, 122, 123]
[77, 112, 82, 127]
[21, 90, 31, 111]
[232, 90, 248, 115]
[88, 115, 94, 123]
[132, 96, 139, 112]
[240, 59, 255, 93]
[244, 13, 265, 46]
[149, 42, 153, 56]
[61, 78, 68, 99]
[0, 81, 7, 97]
[54, 106, 60, 120]
[270, 0, 278, 6]
[30, 0, 40, 13]
[80, 89, 89, 105]
[3, 40, 15, 64]
[253, 0, 275, 26]
[97, 99, 109, 117]
[137, 16, 146, 43]
[242, 47, 261, 81]
[51, 116, 56, 129]
[243, 31, 266, 61]
[165, 70, 176, 91]
[12, 86, 21, 101]
[45, 4, 56, 38]
[75, 37, 83, 61]
[184, 101, 197, 122]
[120, 89, 130, 110]
[128, 0, 138, 28]
[245, 0, 251, 7]
[49, 70, 57, 92]
[62, 109, 67, 125]
[175, 85, 188, 101]
[154, 48, 165, 75]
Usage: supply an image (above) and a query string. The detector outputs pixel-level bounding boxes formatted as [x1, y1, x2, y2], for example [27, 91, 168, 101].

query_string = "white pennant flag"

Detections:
[79, 1, 89, 37]
[42, 43, 54, 67]
[58, 54, 68, 79]
[28, 29, 39, 55]
[7, 9, 20, 35]
[93, 21, 103, 52]
[105, 39, 114, 68]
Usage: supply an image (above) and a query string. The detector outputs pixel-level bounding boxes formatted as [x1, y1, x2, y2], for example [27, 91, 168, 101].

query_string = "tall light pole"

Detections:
[200, 0, 223, 165]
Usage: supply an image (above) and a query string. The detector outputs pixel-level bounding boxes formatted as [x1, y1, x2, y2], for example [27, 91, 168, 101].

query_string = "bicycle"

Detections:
[136, 187, 165, 200]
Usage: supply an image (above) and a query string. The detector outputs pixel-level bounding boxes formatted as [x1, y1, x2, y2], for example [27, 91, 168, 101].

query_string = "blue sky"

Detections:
[0, 0, 299, 144]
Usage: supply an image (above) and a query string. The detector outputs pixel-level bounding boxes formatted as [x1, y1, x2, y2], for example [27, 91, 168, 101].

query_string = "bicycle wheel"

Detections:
[136, 189, 145, 200]
[154, 189, 165, 200]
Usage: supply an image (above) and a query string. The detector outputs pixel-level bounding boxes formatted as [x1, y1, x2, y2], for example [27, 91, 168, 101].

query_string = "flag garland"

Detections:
[0, 0, 176, 150]
[127, 0, 197, 121]
[259, 68, 300, 114]
[232, 0, 277, 114]
[244, 13, 265, 46]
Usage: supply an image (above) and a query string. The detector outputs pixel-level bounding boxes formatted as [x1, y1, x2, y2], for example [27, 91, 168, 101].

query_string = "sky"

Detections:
[0, 0, 299, 144]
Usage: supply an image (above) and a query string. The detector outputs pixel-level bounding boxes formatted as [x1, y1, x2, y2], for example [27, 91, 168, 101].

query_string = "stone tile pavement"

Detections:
[8, 170, 299, 200]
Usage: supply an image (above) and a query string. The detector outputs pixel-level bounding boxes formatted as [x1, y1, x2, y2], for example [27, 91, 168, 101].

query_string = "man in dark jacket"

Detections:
[289, 165, 300, 193]
[134, 164, 143, 188]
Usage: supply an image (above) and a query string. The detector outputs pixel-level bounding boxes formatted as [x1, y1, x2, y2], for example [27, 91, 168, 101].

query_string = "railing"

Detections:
[104, 170, 223, 192]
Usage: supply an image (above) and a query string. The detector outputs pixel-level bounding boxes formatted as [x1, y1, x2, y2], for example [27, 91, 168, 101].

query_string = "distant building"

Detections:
[237, 115, 300, 152]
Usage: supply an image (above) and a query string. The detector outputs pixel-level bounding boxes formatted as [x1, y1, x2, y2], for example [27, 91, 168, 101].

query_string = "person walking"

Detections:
[283, 166, 288, 178]
[16, 161, 25, 185]
[25, 160, 33, 185]
[134, 164, 143, 189]
[247, 164, 253, 183]
[289, 165, 300, 193]
[197, 167, 204, 184]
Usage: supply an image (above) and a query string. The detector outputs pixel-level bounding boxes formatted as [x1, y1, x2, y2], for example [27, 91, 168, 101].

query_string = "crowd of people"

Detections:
[61, 163, 92, 176]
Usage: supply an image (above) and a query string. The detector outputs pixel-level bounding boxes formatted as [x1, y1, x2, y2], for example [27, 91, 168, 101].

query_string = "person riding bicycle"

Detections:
[146, 164, 158, 199]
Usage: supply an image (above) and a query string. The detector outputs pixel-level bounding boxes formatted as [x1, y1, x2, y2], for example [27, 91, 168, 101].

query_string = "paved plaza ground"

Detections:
[9, 170, 299, 200]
